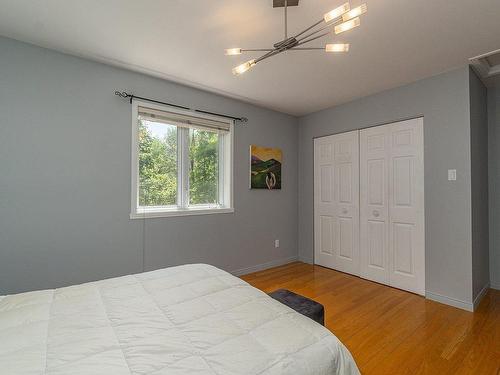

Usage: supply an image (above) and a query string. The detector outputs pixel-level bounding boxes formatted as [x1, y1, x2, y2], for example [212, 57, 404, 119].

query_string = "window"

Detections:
[131, 100, 233, 218]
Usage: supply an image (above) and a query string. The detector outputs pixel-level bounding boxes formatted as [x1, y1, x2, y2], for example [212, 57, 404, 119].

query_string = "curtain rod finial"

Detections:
[115, 91, 131, 99]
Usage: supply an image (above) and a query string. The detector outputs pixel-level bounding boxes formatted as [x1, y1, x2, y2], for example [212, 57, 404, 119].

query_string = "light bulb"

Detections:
[225, 48, 242, 56]
[334, 17, 360, 34]
[325, 43, 350, 52]
[324, 2, 350, 23]
[232, 60, 256, 75]
[342, 4, 367, 22]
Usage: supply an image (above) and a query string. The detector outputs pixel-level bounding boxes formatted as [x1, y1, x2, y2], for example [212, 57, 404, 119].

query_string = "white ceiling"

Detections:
[1, 0, 499, 116]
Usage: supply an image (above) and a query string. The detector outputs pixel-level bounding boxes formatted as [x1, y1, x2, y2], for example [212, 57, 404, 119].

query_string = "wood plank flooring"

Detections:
[241, 262, 500, 375]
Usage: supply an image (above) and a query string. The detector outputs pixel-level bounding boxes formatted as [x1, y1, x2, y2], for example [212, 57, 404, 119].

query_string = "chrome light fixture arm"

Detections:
[295, 31, 332, 47]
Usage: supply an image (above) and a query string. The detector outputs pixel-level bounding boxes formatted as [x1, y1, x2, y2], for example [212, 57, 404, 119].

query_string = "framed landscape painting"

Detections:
[250, 145, 282, 190]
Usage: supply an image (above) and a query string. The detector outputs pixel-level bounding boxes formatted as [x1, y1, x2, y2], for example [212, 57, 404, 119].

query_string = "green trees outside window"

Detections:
[189, 128, 219, 205]
[138, 120, 220, 207]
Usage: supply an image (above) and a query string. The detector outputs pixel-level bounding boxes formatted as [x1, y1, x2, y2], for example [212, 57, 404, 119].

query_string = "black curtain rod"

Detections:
[114, 91, 248, 123]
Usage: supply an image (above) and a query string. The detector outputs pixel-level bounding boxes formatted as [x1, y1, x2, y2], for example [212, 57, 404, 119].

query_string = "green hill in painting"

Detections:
[250, 157, 282, 189]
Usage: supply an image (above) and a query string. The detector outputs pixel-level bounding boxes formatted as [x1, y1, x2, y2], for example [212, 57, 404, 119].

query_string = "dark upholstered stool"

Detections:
[269, 289, 324, 326]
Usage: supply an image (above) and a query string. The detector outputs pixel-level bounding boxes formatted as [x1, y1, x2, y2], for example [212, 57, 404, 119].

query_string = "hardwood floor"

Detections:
[241, 262, 500, 375]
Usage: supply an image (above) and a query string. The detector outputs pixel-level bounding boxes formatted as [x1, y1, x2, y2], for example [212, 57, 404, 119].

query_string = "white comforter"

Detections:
[0, 264, 359, 375]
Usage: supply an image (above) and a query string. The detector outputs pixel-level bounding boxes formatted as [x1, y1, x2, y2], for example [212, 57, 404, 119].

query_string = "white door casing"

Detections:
[314, 131, 360, 275]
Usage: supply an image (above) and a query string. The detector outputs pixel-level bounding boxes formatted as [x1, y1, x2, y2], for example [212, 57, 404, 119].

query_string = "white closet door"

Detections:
[360, 118, 425, 295]
[314, 131, 359, 275]
[388, 118, 425, 295]
[360, 126, 390, 285]
[314, 136, 336, 270]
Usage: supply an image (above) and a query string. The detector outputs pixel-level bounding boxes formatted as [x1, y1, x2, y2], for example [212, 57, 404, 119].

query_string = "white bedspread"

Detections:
[0, 264, 359, 375]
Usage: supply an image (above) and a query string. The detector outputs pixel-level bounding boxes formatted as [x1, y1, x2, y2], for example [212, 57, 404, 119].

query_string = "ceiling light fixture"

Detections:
[342, 4, 367, 22]
[325, 43, 350, 52]
[334, 17, 361, 34]
[225, 48, 242, 56]
[226, 0, 367, 75]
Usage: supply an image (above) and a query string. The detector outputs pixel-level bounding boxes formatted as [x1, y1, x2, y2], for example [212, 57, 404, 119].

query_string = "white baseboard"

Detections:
[490, 282, 500, 290]
[425, 291, 474, 312]
[231, 256, 299, 276]
[473, 283, 490, 311]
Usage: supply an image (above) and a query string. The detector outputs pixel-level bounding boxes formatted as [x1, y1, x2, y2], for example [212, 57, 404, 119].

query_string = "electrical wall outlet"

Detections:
[274, 239, 280, 248]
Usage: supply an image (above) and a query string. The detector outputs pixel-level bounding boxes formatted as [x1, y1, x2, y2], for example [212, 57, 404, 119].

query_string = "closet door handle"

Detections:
[342, 208, 348, 214]
[372, 210, 380, 217]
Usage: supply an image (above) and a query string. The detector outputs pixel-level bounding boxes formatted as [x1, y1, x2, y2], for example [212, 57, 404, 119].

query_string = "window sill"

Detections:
[130, 207, 234, 219]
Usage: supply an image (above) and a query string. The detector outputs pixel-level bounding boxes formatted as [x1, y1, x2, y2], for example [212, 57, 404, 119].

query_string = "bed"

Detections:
[0, 264, 359, 375]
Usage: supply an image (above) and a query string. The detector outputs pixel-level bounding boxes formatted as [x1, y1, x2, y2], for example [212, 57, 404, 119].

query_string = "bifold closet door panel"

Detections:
[314, 131, 360, 276]
[387, 118, 425, 295]
[334, 131, 360, 276]
[314, 136, 336, 270]
[360, 118, 425, 296]
[360, 126, 390, 285]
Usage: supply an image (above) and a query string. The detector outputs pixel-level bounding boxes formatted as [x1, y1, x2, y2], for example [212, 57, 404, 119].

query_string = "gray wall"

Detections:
[0, 37, 299, 295]
[488, 78, 500, 290]
[469, 68, 490, 300]
[298, 67, 474, 307]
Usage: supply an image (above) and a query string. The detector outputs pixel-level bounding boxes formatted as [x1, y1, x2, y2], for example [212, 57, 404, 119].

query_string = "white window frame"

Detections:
[130, 99, 234, 219]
